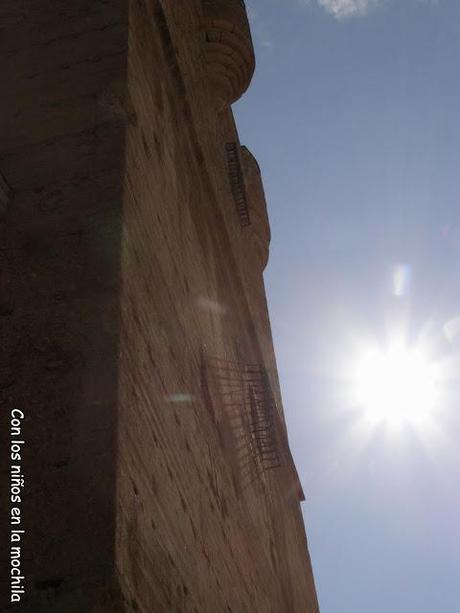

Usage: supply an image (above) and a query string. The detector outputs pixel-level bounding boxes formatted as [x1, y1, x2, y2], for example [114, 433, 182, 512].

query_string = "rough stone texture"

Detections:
[0, 1, 320, 611]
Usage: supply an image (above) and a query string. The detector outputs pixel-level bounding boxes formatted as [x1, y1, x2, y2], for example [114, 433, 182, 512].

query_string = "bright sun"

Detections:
[353, 343, 440, 426]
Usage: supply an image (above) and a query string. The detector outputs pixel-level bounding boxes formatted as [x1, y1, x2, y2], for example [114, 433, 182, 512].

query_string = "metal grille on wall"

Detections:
[202, 356, 281, 488]
[246, 365, 282, 472]
[225, 142, 250, 227]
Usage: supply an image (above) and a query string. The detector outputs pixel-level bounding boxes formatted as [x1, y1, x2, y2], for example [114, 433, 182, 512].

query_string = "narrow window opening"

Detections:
[0, 171, 13, 216]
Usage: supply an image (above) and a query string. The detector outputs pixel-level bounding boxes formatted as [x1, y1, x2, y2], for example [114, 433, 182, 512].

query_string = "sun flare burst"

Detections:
[352, 342, 441, 426]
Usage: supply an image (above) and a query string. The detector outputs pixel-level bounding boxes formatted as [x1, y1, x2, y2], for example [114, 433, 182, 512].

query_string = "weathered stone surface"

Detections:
[0, 1, 319, 612]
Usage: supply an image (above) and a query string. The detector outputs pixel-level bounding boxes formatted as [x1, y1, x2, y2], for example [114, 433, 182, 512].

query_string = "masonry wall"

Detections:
[0, 1, 319, 612]
[116, 2, 319, 612]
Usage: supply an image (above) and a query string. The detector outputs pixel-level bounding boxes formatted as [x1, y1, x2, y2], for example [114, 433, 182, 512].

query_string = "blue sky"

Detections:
[234, 1, 460, 611]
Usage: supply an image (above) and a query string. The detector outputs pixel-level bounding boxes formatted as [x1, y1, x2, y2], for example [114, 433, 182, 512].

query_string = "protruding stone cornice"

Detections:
[241, 146, 271, 271]
[202, 0, 255, 109]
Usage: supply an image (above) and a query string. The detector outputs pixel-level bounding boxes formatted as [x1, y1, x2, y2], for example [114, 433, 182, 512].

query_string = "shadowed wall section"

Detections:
[0, 1, 128, 611]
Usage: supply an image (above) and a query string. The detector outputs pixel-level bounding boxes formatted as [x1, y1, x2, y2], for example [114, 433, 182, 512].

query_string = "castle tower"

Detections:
[0, 2, 319, 612]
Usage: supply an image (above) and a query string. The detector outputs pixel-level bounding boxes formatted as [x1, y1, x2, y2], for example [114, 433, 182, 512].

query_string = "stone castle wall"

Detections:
[0, 1, 319, 611]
